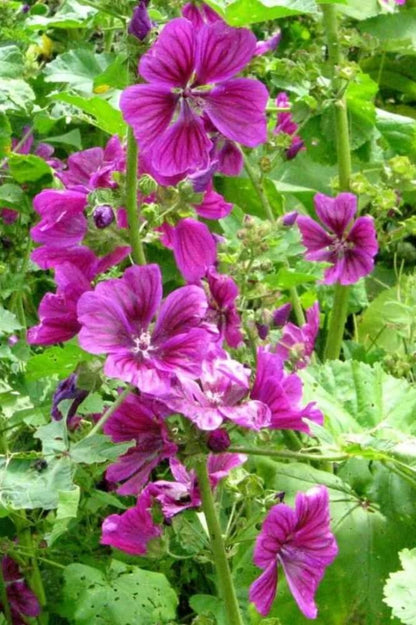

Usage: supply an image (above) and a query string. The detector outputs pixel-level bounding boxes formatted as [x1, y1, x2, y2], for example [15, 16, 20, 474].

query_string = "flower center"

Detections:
[205, 390, 223, 406]
[132, 331, 153, 357]
[329, 234, 355, 257]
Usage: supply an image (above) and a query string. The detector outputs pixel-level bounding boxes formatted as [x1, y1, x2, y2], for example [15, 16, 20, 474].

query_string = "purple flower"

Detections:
[30, 190, 88, 248]
[121, 18, 268, 177]
[274, 92, 305, 160]
[251, 348, 323, 434]
[103, 393, 177, 495]
[166, 355, 270, 431]
[101, 488, 162, 555]
[182, 2, 222, 29]
[250, 486, 338, 618]
[275, 302, 319, 370]
[297, 193, 378, 286]
[282, 211, 299, 227]
[272, 303, 292, 328]
[194, 185, 233, 220]
[206, 268, 243, 348]
[93, 204, 115, 229]
[28, 262, 91, 345]
[51, 373, 88, 425]
[254, 32, 281, 56]
[128, 1, 152, 40]
[77, 264, 211, 395]
[102, 452, 246, 551]
[31, 245, 130, 276]
[1, 556, 41, 625]
[57, 135, 125, 193]
[159, 219, 218, 283]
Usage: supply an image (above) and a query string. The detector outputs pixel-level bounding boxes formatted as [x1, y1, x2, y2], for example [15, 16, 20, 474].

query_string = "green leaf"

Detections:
[0, 46, 25, 78]
[44, 49, 116, 92]
[70, 434, 134, 465]
[59, 561, 178, 625]
[0, 307, 21, 336]
[47, 486, 81, 546]
[8, 153, 52, 183]
[376, 108, 416, 158]
[0, 112, 11, 159]
[46, 129, 82, 149]
[345, 73, 378, 150]
[265, 268, 317, 288]
[0, 78, 35, 114]
[383, 548, 416, 625]
[0, 457, 74, 510]
[26, 0, 97, 29]
[51, 93, 126, 136]
[338, 0, 380, 20]
[205, 0, 318, 26]
[93, 55, 128, 91]
[26, 343, 93, 381]
[360, 10, 416, 55]
[0, 183, 26, 209]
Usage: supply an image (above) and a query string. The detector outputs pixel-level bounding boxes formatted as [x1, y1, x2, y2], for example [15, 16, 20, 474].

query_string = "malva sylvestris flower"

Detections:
[1, 556, 41, 625]
[121, 18, 269, 177]
[275, 302, 320, 370]
[77, 264, 211, 395]
[297, 192, 378, 286]
[250, 486, 338, 619]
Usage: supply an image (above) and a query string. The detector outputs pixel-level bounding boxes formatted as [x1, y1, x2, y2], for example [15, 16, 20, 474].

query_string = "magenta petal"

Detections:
[164, 218, 217, 282]
[156, 328, 210, 376]
[314, 192, 356, 237]
[208, 452, 247, 488]
[122, 264, 163, 329]
[339, 249, 375, 285]
[101, 490, 161, 555]
[195, 22, 256, 84]
[120, 84, 178, 150]
[250, 561, 279, 617]
[139, 18, 196, 87]
[220, 400, 270, 430]
[347, 216, 378, 256]
[217, 140, 244, 176]
[297, 215, 333, 254]
[151, 102, 212, 177]
[33, 189, 87, 217]
[104, 353, 172, 395]
[31, 213, 87, 246]
[204, 78, 268, 148]
[195, 186, 232, 220]
[153, 284, 208, 342]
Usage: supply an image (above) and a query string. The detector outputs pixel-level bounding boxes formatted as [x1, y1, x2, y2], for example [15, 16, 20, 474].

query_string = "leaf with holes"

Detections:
[59, 561, 178, 625]
[383, 548, 416, 625]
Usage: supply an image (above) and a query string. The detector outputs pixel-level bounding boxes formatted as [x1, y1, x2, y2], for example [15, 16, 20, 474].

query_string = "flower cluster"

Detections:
[22, 6, 350, 620]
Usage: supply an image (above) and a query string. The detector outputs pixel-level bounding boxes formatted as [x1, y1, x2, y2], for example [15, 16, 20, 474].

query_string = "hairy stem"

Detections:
[243, 156, 274, 221]
[125, 127, 147, 265]
[194, 457, 245, 625]
[86, 385, 133, 437]
[322, 4, 352, 360]
[228, 446, 348, 462]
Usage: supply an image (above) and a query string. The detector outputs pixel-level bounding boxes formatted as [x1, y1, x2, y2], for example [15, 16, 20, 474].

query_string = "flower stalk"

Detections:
[125, 127, 147, 265]
[194, 456, 245, 625]
[321, 4, 352, 360]
[228, 446, 348, 462]
[86, 385, 134, 438]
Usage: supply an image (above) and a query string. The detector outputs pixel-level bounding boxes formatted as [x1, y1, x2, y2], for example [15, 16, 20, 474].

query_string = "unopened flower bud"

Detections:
[273, 303, 292, 327]
[128, 0, 152, 41]
[93, 205, 114, 229]
[207, 428, 231, 452]
[138, 174, 158, 196]
[256, 322, 269, 340]
[282, 211, 298, 226]
[8, 335, 19, 347]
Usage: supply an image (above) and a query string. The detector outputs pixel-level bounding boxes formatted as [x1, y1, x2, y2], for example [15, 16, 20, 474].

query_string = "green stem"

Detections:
[289, 286, 306, 326]
[0, 562, 13, 625]
[324, 282, 350, 360]
[194, 457, 244, 625]
[14, 516, 48, 624]
[86, 386, 133, 437]
[125, 127, 147, 265]
[322, 4, 352, 360]
[243, 156, 274, 221]
[228, 446, 348, 462]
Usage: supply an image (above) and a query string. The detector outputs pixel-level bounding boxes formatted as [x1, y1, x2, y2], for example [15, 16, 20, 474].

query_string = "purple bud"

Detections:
[128, 1, 152, 41]
[8, 335, 19, 347]
[282, 211, 299, 227]
[286, 136, 305, 160]
[272, 303, 292, 328]
[93, 205, 115, 229]
[256, 322, 269, 340]
[22, 3, 30, 13]
[207, 428, 231, 452]
[51, 374, 88, 422]
[254, 31, 281, 56]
